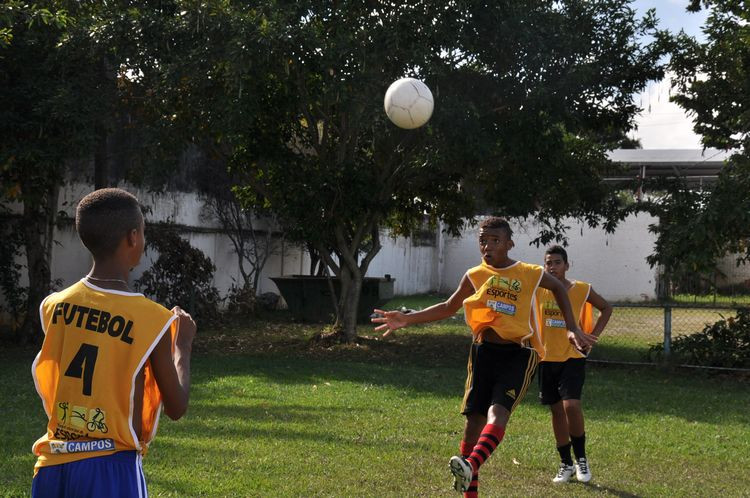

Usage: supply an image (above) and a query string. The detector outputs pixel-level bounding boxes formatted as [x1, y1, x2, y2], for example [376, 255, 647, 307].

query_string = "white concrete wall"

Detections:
[365, 234, 438, 295]
[6, 183, 663, 306]
[716, 254, 750, 288]
[440, 214, 660, 302]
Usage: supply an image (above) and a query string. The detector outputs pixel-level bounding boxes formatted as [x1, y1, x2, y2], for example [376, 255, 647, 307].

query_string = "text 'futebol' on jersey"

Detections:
[51, 302, 135, 344]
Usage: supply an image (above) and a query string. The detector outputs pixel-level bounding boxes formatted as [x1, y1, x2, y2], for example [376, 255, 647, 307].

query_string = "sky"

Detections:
[628, 0, 709, 149]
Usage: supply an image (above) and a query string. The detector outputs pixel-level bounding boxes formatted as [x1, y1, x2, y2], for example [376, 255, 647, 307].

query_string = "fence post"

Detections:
[663, 305, 672, 357]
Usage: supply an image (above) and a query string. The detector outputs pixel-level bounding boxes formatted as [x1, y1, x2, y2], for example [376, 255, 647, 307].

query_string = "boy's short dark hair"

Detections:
[479, 216, 513, 238]
[76, 188, 142, 259]
[545, 244, 568, 264]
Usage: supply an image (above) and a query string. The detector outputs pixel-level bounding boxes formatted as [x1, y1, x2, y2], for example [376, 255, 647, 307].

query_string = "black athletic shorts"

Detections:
[461, 341, 540, 415]
[538, 358, 586, 405]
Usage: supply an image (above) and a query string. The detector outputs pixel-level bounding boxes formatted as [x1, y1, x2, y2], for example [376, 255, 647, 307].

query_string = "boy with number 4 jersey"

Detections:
[536, 245, 612, 484]
[31, 188, 197, 497]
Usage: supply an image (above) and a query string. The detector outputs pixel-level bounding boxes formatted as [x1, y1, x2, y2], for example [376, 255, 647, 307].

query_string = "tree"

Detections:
[643, 1, 750, 290]
[670, 1, 749, 152]
[0, 1, 133, 343]
[115, 0, 666, 342]
[1, 2, 77, 343]
[195, 155, 279, 304]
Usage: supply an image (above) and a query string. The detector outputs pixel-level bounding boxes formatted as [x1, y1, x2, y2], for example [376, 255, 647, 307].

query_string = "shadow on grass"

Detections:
[188, 348, 750, 428]
[581, 482, 644, 498]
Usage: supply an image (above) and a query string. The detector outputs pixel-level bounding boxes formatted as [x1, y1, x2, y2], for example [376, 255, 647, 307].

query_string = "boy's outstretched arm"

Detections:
[587, 287, 613, 337]
[150, 307, 197, 420]
[372, 273, 475, 337]
[539, 272, 597, 351]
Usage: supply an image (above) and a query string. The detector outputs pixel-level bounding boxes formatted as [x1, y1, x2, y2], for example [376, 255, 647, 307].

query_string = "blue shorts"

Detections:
[32, 450, 147, 498]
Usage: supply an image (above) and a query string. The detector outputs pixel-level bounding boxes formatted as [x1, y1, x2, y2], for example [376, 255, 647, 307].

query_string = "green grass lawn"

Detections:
[2, 308, 749, 497]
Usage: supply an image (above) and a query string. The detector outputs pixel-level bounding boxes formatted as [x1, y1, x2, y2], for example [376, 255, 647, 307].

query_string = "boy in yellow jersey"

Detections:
[31, 188, 197, 497]
[372, 217, 597, 496]
[536, 245, 612, 484]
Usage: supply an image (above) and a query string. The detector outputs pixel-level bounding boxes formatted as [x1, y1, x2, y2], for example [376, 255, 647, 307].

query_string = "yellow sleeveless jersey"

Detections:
[462, 260, 544, 353]
[536, 281, 594, 362]
[32, 280, 177, 473]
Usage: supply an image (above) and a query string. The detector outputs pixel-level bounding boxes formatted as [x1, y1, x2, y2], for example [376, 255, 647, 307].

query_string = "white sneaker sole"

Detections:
[448, 456, 472, 493]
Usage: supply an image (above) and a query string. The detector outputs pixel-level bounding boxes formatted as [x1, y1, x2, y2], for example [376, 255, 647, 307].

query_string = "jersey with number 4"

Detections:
[32, 280, 177, 472]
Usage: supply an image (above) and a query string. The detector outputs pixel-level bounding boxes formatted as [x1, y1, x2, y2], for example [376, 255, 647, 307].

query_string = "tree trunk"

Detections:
[314, 224, 382, 345]
[334, 264, 363, 343]
[18, 186, 58, 345]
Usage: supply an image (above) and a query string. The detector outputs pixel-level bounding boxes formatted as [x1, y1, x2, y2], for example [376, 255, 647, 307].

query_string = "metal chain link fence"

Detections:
[589, 304, 748, 370]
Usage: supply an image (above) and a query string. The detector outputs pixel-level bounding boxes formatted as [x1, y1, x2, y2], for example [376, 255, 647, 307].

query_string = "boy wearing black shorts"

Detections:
[372, 218, 597, 496]
[536, 245, 612, 484]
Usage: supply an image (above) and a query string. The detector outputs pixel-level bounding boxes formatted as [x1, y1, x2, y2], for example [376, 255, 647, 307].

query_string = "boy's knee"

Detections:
[562, 399, 582, 413]
[550, 400, 566, 416]
[463, 412, 486, 440]
[486, 404, 510, 427]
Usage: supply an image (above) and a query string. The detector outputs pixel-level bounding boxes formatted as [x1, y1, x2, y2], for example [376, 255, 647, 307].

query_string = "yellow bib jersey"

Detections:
[462, 260, 545, 353]
[459, 261, 544, 415]
[31, 280, 177, 473]
[536, 281, 594, 362]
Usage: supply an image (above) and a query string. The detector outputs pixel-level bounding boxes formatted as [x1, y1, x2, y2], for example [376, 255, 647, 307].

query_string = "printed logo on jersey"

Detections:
[55, 401, 109, 438]
[49, 438, 115, 454]
[485, 276, 522, 302]
[505, 389, 517, 400]
[543, 299, 561, 310]
[487, 300, 516, 316]
[488, 276, 522, 292]
[545, 318, 566, 328]
[70, 405, 88, 429]
[542, 298, 564, 322]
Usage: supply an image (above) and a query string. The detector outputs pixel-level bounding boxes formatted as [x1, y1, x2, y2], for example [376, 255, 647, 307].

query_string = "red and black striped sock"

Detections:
[460, 440, 479, 498]
[466, 424, 505, 473]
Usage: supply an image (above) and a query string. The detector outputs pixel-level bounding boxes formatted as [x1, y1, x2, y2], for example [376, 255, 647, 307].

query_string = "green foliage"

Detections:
[135, 225, 220, 325]
[650, 309, 750, 369]
[118, 1, 668, 338]
[671, 1, 750, 152]
[640, 153, 750, 280]
[647, 1, 750, 285]
[0, 212, 27, 323]
[121, 1, 669, 242]
[0, 1, 128, 342]
[0, 1, 70, 48]
[0, 1, 672, 339]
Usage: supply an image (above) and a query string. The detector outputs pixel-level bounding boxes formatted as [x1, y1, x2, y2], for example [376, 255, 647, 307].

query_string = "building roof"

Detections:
[605, 148, 735, 186]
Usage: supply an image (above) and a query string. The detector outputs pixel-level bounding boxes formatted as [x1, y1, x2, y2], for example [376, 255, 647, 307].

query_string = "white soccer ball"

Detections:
[384, 78, 434, 129]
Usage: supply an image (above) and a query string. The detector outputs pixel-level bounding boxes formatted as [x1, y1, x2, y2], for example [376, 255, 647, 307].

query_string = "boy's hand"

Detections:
[567, 328, 596, 354]
[172, 306, 197, 347]
[371, 308, 408, 337]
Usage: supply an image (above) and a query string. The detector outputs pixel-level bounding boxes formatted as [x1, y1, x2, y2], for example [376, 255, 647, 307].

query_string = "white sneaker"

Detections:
[449, 456, 473, 493]
[552, 462, 575, 483]
[575, 457, 592, 483]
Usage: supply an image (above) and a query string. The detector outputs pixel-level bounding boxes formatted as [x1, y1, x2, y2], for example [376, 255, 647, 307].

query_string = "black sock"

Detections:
[557, 442, 573, 465]
[570, 433, 586, 460]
